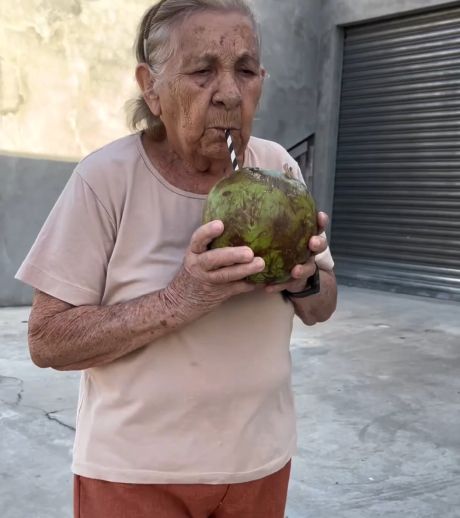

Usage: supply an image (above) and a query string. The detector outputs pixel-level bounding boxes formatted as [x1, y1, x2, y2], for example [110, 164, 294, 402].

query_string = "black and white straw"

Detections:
[225, 129, 239, 171]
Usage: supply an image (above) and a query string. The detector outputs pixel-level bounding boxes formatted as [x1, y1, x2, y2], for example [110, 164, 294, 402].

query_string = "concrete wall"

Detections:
[0, 0, 154, 161]
[254, 0, 321, 148]
[0, 156, 74, 306]
[0, 0, 320, 160]
[314, 0, 458, 221]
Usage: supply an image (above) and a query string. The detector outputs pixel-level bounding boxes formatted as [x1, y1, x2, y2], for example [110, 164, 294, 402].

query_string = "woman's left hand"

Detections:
[265, 211, 329, 294]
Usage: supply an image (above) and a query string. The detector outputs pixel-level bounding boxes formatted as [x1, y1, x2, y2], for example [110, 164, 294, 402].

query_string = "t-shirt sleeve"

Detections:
[15, 171, 116, 306]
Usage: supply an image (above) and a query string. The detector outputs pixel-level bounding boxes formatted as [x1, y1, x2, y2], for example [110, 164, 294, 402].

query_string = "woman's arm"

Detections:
[288, 268, 337, 326]
[28, 220, 265, 371]
[28, 288, 175, 371]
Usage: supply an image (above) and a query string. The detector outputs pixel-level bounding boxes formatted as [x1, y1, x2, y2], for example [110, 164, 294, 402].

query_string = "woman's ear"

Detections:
[135, 63, 161, 116]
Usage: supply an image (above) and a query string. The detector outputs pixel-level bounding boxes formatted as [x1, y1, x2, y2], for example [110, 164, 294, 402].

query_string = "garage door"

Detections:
[332, 4, 460, 301]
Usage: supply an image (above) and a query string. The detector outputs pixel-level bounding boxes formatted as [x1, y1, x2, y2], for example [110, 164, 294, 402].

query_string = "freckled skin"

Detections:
[154, 11, 264, 170]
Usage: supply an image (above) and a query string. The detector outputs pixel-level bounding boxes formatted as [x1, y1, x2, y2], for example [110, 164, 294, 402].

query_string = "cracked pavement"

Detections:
[0, 307, 79, 518]
[1, 287, 460, 518]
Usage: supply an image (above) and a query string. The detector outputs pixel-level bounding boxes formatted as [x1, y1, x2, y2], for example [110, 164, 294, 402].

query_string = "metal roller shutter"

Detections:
[331, 4, 460, 301]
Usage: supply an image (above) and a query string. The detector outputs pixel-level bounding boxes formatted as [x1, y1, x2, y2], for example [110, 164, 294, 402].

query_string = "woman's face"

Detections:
[150, 11, 264, 164]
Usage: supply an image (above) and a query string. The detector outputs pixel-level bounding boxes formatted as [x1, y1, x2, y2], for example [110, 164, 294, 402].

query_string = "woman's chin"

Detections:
[198, 141, 233, 161]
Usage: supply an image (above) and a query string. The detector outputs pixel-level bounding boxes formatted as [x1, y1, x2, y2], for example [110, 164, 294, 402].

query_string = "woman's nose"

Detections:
[212, 73, 242, 110]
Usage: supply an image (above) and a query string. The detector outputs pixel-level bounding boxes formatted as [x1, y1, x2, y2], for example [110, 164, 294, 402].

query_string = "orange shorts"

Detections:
[74, 460, 291, 518]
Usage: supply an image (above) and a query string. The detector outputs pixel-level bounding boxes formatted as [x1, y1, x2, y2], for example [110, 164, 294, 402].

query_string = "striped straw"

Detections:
[225, 129, 239, 171]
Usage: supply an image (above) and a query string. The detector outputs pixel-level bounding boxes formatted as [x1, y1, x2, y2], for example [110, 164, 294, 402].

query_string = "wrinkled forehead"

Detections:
[173, 11, 260, 65]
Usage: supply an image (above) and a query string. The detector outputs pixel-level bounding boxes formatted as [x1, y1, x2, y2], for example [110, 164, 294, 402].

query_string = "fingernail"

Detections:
[213, 221, 223, 231]
[255, 258, 265, 268]
[245, 247, 254, 259]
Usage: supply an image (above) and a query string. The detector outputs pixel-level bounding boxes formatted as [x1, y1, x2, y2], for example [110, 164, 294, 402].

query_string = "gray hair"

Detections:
[127, 0, 261, 140]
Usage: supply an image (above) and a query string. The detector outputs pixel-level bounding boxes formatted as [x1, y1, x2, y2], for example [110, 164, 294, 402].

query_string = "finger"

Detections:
[228, 280, 259, 297]
[291, 263, 315, 279]
[317, 211, 329, 234]
[265, 262, 315, 293]
[309, 234, 328, 253]
[198, 246, 254, 271]
[207, 257, 265, 284]
[190, 220, 224, 254]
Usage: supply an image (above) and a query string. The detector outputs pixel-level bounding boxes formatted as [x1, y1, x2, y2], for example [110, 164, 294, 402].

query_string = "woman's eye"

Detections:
[194, 69, 211, 76]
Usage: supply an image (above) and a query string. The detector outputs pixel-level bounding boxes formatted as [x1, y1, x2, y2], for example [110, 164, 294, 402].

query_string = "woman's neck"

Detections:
[142, 133, 239, 195]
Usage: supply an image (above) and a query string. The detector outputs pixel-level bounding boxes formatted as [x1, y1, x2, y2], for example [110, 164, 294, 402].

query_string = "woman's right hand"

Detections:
[162, 220, 265, 321]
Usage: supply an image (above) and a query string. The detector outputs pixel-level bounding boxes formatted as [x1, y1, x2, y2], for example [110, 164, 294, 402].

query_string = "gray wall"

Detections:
[253, 0, 321, 148]
[314, 0, 458, 222]
[0, 156, 74, 306]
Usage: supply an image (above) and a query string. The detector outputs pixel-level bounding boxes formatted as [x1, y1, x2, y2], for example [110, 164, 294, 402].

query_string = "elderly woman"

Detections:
[16, 0, 337, 517]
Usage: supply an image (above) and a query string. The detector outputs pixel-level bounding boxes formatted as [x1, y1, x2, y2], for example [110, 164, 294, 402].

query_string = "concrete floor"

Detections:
[1, 286, 459, 518]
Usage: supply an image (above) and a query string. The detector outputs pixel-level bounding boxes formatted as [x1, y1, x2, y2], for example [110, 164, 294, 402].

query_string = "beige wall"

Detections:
[0, 0, 154, 161]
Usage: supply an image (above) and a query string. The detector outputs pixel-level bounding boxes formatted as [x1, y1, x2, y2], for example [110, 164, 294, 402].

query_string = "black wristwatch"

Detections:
[283, 266, 320, 298]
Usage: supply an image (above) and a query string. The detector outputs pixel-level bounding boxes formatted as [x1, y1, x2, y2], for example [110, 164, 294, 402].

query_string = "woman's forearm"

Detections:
[28, 236, 266, 372]
[28, 287, 191, 371]
[291, 269, 337, 326]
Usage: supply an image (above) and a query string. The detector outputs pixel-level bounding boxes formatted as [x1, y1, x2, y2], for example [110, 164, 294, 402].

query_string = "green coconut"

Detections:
[202, 166, 317, 284]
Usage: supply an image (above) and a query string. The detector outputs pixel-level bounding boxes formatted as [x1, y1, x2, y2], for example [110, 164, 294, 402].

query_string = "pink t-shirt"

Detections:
[16, 133, 334, 484]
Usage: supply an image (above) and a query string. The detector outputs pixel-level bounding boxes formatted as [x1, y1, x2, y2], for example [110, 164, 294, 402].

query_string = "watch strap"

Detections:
[283, 266, 320, 298]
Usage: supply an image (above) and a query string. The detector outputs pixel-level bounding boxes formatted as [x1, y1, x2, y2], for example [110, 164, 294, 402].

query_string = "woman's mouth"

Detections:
[209, 127, 240, 132]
